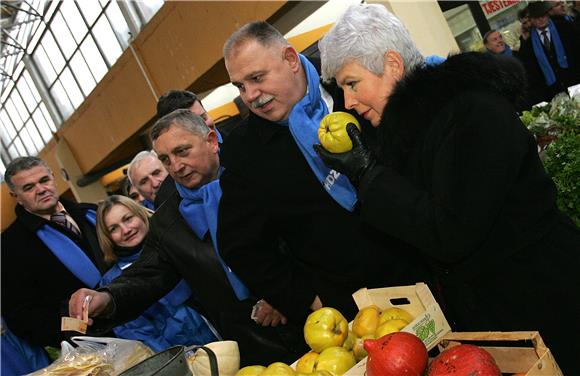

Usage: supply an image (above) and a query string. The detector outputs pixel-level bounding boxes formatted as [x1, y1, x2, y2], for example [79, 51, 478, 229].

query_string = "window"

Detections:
[1, 0, 163, 176]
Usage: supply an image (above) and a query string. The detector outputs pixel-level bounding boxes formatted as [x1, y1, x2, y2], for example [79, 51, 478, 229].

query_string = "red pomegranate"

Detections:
[364, 332, 428, 376]
[427, 344, 501, 376]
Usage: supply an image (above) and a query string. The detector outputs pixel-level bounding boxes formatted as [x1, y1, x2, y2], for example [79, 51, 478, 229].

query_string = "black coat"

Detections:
[101, 190, 307, 366]
[1, 199, 108, 347]
[218, 79, 431, 323]
[517, 18, 580, 106]
[359, 52, 580, 374]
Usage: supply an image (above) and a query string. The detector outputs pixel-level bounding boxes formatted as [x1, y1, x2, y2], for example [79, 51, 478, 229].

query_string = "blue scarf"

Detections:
[36, 210, 101, 288]
[141, 199, 155, 210]
[500, 44, 513, 56]
[288, 54, 358, 212]
[424, 55, 446, 66]
[175, 175, 250, 301]
[531, 21, 569, 86]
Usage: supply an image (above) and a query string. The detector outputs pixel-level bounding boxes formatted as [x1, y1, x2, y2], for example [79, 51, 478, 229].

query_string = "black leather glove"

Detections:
[314, 123, 377, 188]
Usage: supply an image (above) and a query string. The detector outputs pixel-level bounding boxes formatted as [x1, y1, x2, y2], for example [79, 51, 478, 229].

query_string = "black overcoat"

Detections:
[359, 52, 580, 374]
[1, 199, 107, 346]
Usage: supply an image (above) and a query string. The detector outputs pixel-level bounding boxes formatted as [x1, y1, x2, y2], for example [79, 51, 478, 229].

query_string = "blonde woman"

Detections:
[96, 195, 217, 351]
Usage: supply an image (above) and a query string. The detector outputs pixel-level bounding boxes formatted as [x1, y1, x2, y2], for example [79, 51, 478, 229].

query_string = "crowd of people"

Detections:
[2, 1, 579, 375]
[484, 1, 579, 107]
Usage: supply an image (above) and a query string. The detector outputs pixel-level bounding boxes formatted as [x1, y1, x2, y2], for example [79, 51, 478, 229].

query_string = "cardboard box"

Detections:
[437, 331, 563, 376]
[344, 282, 451, 376]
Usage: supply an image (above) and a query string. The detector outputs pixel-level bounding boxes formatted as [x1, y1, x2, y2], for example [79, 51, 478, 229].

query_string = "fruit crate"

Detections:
[344, 282, 451, 376]
[437, 331, 563, 376]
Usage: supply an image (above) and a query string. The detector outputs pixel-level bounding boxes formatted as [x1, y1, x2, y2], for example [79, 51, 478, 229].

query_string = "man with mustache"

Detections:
[1, 157, 108, 355]
[217, 22, 429, 324]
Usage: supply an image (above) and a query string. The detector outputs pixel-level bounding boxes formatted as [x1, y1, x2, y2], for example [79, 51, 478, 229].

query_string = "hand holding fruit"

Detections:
[314, 122, 376, 188]
[317, 112, 361, 153]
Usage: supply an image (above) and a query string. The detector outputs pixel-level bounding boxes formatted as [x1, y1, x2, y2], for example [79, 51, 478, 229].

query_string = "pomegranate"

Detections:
[427, 344, 501, 376]
[364, 332, 428, 376]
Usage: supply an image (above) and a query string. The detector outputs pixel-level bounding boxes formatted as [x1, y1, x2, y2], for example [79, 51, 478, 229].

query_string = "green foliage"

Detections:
[521, 93, 580, 226]
[544, 133, 580, 226]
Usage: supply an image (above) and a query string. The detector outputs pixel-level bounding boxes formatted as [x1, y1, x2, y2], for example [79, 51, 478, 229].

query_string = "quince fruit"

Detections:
[235, 365, 266, 376]
[378, 307, 414, 325]
[353, 334, 374, 362]
[260, 362, 295, 376]
[296, 351, 319, 374]
[375, 318, 408, 338]
[318, 112, 361, 153]
[342, 331, 357, 351]
[352, 305, 381, 337]
[315, 346, 356, 376]
[304, 307, 348, 353]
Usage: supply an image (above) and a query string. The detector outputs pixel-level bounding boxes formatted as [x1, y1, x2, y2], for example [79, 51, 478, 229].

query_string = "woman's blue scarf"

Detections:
[531, 21, 569, 86]
[36, 210, 101, 288]
[175, 174, 250, 301]
[287, 54, 358, 212]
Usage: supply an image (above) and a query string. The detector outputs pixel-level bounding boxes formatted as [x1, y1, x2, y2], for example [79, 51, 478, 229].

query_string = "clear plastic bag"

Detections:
[27, 337, 153, 376]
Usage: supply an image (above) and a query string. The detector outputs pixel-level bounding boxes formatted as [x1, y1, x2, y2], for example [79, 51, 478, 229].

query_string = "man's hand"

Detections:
[314, 123, 376, 187]
[251, 299, 288, 327]
[69, 289, 113, 324]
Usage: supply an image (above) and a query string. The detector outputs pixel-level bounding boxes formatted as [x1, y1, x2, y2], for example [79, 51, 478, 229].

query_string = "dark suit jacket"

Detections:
[102, 191, 307, 366]
[518, 18, 580, 106]
[1, 199, 107, 346]
[217, 72, 430, 323]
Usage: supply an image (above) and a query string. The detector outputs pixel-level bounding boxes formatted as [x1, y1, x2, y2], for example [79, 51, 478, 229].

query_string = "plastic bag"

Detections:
[27, 337, 153, 376]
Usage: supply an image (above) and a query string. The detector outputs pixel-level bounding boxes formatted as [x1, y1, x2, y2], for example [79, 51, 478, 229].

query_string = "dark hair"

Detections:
[156, 90, 199, 118]
[518, 6, 529, 20]
[223, 21, 288, 58]
[5, 156, 50, 190]
[150, 109, 210, 142]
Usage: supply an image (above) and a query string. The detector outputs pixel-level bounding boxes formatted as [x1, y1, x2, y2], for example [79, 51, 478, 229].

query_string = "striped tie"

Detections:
[50, 211, 81, 237]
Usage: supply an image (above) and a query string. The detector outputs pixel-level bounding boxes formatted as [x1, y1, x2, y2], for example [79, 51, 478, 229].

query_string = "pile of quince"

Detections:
[234, 305, 414, 376]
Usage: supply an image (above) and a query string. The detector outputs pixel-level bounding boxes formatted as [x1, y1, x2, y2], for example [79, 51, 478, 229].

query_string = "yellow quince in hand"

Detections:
[318, 112, 361, 153]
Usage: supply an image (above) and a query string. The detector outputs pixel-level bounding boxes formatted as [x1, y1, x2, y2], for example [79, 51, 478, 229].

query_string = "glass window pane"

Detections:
[5, 99, 24, 131]
[23, 71, 41, 102]
[0, 110, 17, 138]
[60, 1, 88, 44]
[77, 0, 102, 27]
[70, 51, 96, 96]
[0, 118, 12, 145]
[40, 33, 65, 74]
[33, 46, 57, 84]
[33, 108, 54, 143]
[17, 76, 38, 111]
[1, 80, 15, 103]
[50, 80, 74, 119]
[80, 37, 107, 82]
[0, 159, 6, 177]
[93, 16, 123, 66]
[106, 1, 130, 47]
[134, 0, 164, 22]
[51, 12, 78, 59]
[40, 104, 57, 132]
[99, 0, 108, 7]
[11, 93, 30, 124]
[9, 144, 21, 159]
[18, 127, 37, 155]
[25, 120, 45, 151]
[59, 68, 84, 108]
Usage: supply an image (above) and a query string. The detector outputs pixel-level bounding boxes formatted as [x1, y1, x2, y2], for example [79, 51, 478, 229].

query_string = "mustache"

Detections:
[251, 94, 274, 109]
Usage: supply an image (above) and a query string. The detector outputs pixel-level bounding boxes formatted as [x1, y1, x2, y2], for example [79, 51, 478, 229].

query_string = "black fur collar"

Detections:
[377, 52, 527, 167]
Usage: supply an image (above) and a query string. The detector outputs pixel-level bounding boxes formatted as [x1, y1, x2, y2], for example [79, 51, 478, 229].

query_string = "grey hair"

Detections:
[127, 150, 158, 185]
[5, 156, 51, 190]
[150, 108, 210, 143]
[223, 21, 289, 59]
[319, 3, 424, 83]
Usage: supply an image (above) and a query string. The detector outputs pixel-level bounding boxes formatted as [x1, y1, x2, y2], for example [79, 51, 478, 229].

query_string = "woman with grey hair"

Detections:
[315, 4, 580, 374]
